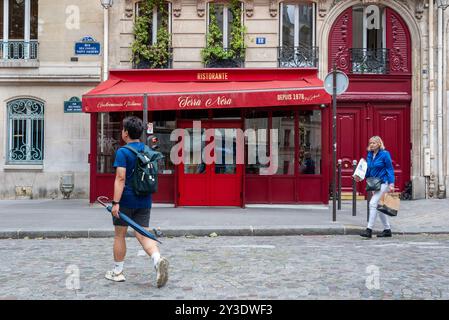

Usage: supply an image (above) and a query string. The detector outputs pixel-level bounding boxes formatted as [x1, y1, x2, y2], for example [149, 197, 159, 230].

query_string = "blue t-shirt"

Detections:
[113, 142, 152, 209]
[366, 149, 395, 185]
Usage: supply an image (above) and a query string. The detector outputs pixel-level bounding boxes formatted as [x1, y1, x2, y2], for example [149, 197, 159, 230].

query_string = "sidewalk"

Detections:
[0, 198, 448, 238]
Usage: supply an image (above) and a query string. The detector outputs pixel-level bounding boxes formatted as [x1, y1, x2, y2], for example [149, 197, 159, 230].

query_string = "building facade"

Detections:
[1, 0, 448, 202]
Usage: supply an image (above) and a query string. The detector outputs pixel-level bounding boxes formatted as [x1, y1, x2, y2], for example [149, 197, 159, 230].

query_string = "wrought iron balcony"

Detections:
[204, 48, 245, 68]
[278, 45, 319, 68]
[132, 47, 173, 69]
[350, 48, 390, 74]
[0, 40, 39, 60]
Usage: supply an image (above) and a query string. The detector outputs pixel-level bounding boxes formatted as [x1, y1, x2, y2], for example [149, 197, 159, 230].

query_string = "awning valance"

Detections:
[82, 68, 331, 113]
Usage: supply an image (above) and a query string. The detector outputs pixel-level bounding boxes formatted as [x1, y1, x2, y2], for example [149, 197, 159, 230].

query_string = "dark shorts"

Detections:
[112, 207, 151, 228]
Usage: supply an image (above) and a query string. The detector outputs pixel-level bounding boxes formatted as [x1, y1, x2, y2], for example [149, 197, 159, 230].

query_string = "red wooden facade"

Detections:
[328, 5, 412, 194]
[83, 68, 331, 206]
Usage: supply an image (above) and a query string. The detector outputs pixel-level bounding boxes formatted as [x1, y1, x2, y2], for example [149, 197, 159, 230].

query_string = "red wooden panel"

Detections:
[95, 175, 115, 200]
[152, 175, 174, 203]
[245, 176, 269, 203]
[297, 177, 323, 202]
[386, 7, 411, 74]
[328, 7, 352, 73]
[210, 173, 242, 206]
[337, 107, 362, 191]
[271, 177, 296, 203]
[372, 105, 410, 191]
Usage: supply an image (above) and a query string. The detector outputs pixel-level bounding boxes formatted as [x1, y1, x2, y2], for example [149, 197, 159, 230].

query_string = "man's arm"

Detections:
[111, 167, 126, 218]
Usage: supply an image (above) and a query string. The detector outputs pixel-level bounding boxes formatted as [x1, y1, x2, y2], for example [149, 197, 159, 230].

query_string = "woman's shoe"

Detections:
[377, 229, 392, 237]
[360, 228, 372, 238]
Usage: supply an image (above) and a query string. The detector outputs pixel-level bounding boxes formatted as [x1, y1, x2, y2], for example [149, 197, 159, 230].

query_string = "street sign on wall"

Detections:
[75, 36, 101, 55]
[64, 97, 83, 113]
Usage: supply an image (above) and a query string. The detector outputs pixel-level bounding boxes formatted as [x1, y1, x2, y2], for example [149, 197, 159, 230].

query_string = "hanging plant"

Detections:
[131, 0, 172, 69]
[201, 0, 246, 67]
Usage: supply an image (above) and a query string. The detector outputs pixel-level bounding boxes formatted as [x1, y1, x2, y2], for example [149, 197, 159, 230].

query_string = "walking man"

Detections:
[105, 116, 169, 288]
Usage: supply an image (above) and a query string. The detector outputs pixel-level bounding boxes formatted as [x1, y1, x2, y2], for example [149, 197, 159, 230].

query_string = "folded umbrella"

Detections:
[97, 196, 161, 244]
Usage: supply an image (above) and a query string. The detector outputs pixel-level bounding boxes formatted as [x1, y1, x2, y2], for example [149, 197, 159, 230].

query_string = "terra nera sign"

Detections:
[75, 36, 101, 55]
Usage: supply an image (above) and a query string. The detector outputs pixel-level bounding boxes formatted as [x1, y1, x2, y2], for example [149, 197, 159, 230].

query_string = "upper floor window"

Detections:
[279, 2, 317, 67]
[135, 0, 171, 46]
[203, 1, 245, 68]
[133, 0, 172, 68]
[351, 4, 388, 74]
[7, 98, 44, 164]
[0, 0, 39, 60]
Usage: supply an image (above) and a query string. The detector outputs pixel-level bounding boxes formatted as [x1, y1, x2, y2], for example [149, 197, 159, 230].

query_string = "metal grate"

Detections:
[7, 99, 44, 164]
[278, 45, 319, 68]
[0, 40, 39, 60]
[350, 48, 390, 74]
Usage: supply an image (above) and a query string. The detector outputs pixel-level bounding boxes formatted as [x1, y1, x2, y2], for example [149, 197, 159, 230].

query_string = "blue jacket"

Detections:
[366, 149, 395, 184]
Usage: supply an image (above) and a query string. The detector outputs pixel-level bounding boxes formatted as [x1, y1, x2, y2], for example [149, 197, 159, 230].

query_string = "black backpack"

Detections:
[123, 145, 164, 196]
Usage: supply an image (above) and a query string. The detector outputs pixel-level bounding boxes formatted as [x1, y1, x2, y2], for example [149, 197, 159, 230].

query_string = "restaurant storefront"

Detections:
[82, 68, 331, 206]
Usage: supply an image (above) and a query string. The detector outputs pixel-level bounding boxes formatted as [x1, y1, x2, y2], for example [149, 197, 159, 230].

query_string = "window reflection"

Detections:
[97, 113, 122, 174]
[298, 110, 321, 175]
[272, 111, 295, 175]
[245, 111, 268, 175]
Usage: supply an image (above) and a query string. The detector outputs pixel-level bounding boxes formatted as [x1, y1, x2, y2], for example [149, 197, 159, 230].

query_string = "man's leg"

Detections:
[135, 229, 169, 288]
[105, 225, 128, 282]
[114, 226, 128, 262]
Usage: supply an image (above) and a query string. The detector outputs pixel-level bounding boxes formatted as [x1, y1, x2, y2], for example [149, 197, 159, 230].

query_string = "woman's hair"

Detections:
[367, 136, 385, 151]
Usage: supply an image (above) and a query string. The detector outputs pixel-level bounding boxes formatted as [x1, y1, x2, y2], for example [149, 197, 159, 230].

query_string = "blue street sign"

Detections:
[75, 36, 101, 55]
[64, 97, 83, 113]
[256, 37, 266, 45]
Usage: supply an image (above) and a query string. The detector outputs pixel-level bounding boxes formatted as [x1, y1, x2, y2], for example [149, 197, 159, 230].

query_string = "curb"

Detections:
[1, 226, 448, 239]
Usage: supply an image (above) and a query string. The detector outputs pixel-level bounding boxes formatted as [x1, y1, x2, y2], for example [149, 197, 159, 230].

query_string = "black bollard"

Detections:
[337, 159, 342, 210]
[352, 160, 357, 216]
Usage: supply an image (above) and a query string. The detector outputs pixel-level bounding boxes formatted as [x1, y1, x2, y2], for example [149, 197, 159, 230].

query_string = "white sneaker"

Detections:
[105, 270, 126, 282]
[155, 257, 169, 288]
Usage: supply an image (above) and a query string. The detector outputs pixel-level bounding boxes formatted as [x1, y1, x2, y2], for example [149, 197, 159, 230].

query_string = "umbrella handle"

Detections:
[97, 196, 110, 208]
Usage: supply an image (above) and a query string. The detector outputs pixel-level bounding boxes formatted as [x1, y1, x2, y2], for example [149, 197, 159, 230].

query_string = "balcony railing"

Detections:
[132, 47, 173, 69]
[278, 45, 319, 68]
[0, 40, 39, 60]
[350, 48, 390, 74]
[204, 48, 245, 68]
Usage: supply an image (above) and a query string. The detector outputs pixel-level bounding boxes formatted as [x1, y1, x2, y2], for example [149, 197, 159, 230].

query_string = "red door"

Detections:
[177, 120, 243, 206]
[371, 104, 410, 191]
[337, 107, 363, 192]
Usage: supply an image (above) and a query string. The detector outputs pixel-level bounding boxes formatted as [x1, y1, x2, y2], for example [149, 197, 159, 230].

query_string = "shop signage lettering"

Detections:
[277, 93, 322, 102]
[178, 96, 232, 108]
[197, 72, 229, 81]
[96, 100, 142, 109]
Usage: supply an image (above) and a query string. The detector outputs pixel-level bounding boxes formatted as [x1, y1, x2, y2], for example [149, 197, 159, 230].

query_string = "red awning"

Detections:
[82, 68, 331, 113]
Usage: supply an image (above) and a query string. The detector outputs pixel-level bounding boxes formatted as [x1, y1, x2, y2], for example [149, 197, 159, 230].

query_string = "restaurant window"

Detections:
[279, 2, 316, 67]
[97, 113, 122, 174]
[244, 111, 268, 175]
[7, 98, 44, 164]
[1, 0, 39, 60]
[272, 110, 294, 175]
[298, 110, 321, 175]
[152, 111, 176, 174]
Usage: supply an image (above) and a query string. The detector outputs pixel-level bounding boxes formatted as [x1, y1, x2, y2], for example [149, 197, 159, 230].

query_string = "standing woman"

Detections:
[356, 136, 395, 238]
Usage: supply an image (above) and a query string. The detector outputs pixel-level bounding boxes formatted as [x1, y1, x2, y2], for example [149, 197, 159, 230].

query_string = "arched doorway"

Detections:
[328, 4, 412, 195]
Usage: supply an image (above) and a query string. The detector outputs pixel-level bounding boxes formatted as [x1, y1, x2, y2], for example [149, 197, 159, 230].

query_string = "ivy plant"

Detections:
[131, 0, 172, 69]
[201, 0, 246, 67]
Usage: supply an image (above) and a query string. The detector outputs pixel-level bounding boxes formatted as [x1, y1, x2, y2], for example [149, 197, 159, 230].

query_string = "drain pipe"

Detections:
[428, 0, 436, 198]
[437, 6, 446, 198]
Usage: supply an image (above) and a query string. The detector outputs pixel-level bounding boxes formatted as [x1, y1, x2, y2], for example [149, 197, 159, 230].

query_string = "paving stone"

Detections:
[1, 235, 449, 299]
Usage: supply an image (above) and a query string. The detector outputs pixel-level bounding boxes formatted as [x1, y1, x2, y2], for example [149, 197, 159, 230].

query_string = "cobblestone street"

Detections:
[1, 235, 449, 300]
